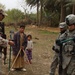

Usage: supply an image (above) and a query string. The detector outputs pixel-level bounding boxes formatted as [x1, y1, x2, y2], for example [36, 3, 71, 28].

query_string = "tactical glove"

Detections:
[56, 39, 62, 46]
[52, 46, 59, 53]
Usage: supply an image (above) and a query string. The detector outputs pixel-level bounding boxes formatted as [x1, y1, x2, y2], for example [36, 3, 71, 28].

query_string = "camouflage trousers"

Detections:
[49, 53, 58, 75]
[62, 56, 75, 75]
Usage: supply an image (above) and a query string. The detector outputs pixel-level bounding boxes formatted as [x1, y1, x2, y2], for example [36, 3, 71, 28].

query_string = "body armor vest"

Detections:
[63, 30, 75, 56]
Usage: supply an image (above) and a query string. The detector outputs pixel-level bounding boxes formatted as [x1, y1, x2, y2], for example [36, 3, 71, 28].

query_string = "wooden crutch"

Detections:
[7, 49, 22, 75]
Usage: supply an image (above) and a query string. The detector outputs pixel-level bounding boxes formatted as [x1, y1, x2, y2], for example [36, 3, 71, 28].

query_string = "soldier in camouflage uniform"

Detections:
[0, 8, 14, 75]
[0, 9, 14, 46]
[0, 9, 8, 64]
[56, 14, 75, 75]
[61, 14, 75, 75]
[0, 8, 7, 75]
[49, 22, 67, 75]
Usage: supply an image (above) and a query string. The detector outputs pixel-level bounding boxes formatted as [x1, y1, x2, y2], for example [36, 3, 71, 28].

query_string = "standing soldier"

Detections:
[50, 22, 67, 75]
[56, 14, 75, 75]
[0, 8, 14, 75]
[0, 9, 7, 75]
[61, 14, 75, 75]
[0, 9, 7, 64]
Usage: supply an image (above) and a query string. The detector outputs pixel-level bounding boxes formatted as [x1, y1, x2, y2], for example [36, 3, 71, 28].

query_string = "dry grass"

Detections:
[1, 25, 59, 75]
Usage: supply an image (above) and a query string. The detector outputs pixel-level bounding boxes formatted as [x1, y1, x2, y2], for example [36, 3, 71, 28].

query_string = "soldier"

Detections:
[55, 14, 75, 75]
[0, 8, 14, 75]
[60, 14, 75, 75]
[0, 8, 8, 64]
[0, 8, 14, 46]
[49, 22, 67, 75]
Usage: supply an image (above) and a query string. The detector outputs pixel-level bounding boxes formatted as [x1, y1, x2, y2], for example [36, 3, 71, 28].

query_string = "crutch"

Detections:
[7, 49, 22, 75]
[23, 49, 34, 73]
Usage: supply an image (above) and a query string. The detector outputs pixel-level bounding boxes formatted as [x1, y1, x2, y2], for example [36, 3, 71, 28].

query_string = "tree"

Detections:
[4, 9, 25, 23]
[25, 0, 40, 26]
[44, 0, 60, 26]
[44, 0, 70, 24]
[40, 0, 43, 25]
[71, 0, 75, 14]
[36, 0, 40, 26]
[60, 0, 66, 22]
[72, 4, 75, 14]
[25, 0, 75, 27]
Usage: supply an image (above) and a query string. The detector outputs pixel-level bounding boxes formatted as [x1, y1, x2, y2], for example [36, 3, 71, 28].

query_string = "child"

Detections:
[26, 34, 33, 64]
[11, 25, 27, 71]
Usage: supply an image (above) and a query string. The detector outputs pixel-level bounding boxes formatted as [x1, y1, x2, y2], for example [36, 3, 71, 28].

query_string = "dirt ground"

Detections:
[0, 25, 59, 75]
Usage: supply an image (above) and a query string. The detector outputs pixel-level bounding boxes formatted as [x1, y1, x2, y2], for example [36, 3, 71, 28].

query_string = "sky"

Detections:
[0, 0, 37, 13]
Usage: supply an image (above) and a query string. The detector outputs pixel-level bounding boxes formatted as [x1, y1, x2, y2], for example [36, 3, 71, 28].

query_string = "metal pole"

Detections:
[0, 53, 2, 72]
[8, 30, 14, 71]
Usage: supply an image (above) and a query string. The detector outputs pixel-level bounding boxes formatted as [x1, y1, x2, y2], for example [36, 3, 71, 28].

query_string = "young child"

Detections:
[26, 34, 33, 64]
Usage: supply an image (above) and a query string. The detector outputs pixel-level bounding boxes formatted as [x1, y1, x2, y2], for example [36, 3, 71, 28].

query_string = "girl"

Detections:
[26, 34, 33, 64]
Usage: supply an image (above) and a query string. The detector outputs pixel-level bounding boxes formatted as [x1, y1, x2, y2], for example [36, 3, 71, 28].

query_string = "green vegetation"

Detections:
[39, 30, 59, 34]
[3, 9, 25, 23]
[0, 1, 75, 27]
[25, 0, 75, 26]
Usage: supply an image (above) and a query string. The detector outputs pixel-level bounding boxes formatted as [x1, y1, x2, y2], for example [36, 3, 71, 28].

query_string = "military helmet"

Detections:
[59, 22, 67, 28]
[0, 8, 7, 16]
[65, 14, 75, 26]
[0, 8, 7, 21]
